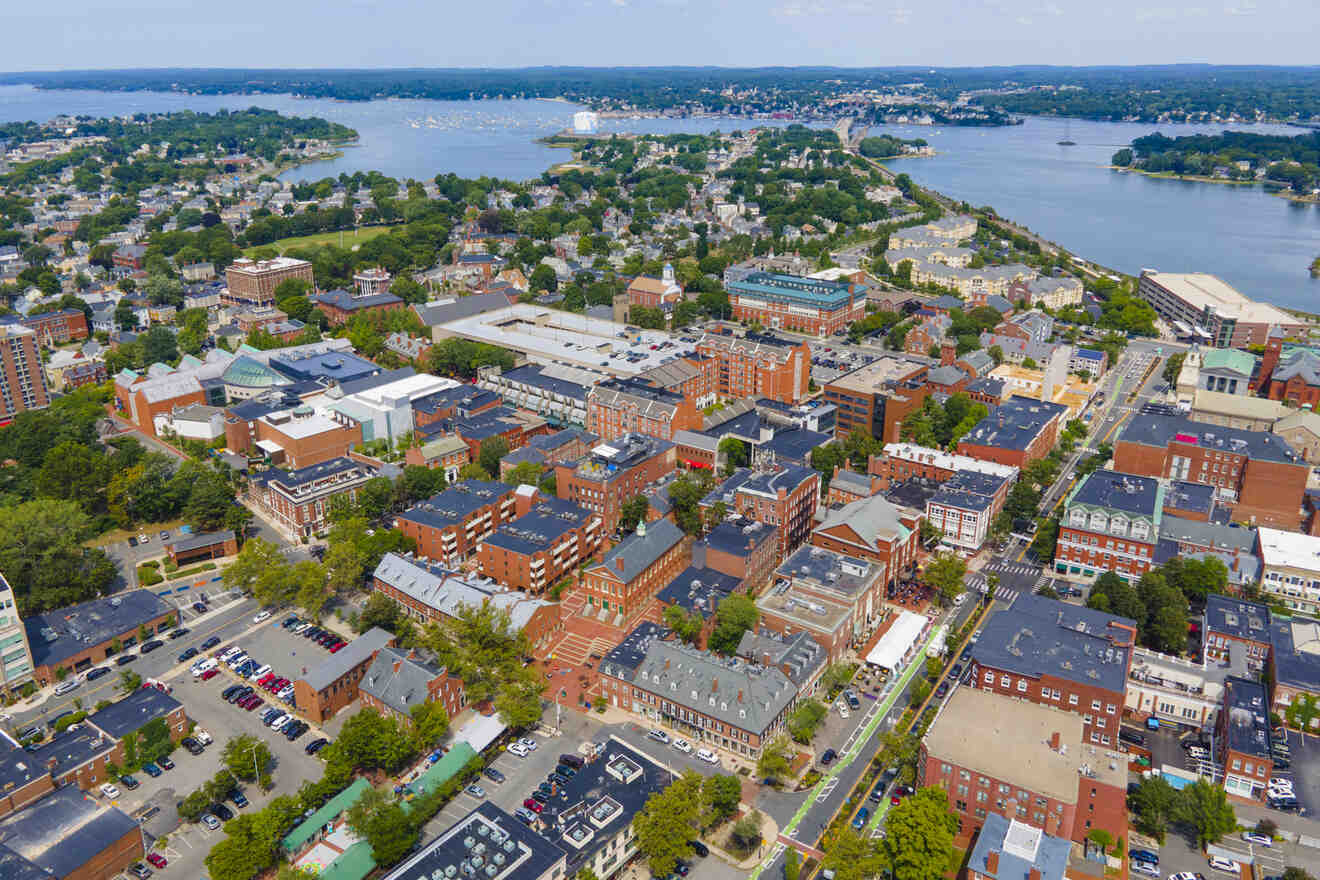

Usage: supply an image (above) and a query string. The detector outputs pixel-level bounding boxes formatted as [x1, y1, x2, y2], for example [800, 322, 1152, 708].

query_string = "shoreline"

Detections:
[1109, 164, 1320, 203]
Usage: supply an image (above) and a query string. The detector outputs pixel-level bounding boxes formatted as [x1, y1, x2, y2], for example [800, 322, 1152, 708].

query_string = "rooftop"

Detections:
[814, 493, 912, 553]
[600, 622, 673, 683]
[968, 813, 1071, 880]
[1162, 480, 1218, 517]
[1120, 412, 1303, 465]
[360, 646, 449, 719]
[1269, 615, 1320, 692]
[880, 442, 1020, 481]
[26, 589, 173, 668]
[492, 363, 597, 402]
[1222, 675, 1272, 758]
[972, 594, 1136, 695]
[1066, 470, 1163, 520]
[269, 349, 381, 384]
[373, 553, 554, 633]
[775, 544, 886, 599]
[380, 801, 565, 880]
[826, 357, 927, 395]
[571, 433, 673, 482]
[728, 271, 856, 309]
[735, 628, 825, 689]
[482, 498, 596, 556]
[301, 628, 394, 692]
[702, 464, 817, 507]
[656, 564, 740, 620]
[1159, 515, 1255, 554]
[1144, 272, 1300, 327]
[961, 397, 1067, 452]
[704, 517, 776, 558]
[590, 519, 686, 584]
[0, 786, 142, 880]
[1257, 526, 1320, 574]
[1204, 595, 1271, 645]
[924, 687, 1126, 803]
[635, 640, 796, 734]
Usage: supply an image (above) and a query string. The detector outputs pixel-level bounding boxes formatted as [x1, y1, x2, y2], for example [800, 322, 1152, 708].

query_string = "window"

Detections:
[1017, 680, 1028, 693]
[1069, 694, 1079, 706]
[1091, 699, 1102, 711]
[984, 671, 994, 683]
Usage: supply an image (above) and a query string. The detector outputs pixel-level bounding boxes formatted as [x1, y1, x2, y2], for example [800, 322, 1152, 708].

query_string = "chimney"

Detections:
[985, 852, 999, 875]
[1049, 731, 1061, 751]
[1030, 870, 1041, 880]
[615, 556, 625, 572]
[393, 659, 403, 674]
[712, 677, 718, 692]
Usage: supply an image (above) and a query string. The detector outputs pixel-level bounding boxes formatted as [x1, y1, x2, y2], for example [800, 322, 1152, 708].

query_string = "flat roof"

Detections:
[827, 357, 926, 395]
[600, 622, 673, 682]
[0, 786, 142, 880]
[1258, 527, 1320, 574]
[381, 802, 565, 880]
[1067, 470, 1163, 520]
[1120, 412, 1303, 465]
[1204, 595, 1272, 645]
[87, 687, 183, 740]
[1270, 616, 1320, 691]
[1143, 272, 1301, 327]
[961, 397, 1067, 452]
[924, 687, 1124, 802]
[26, 590, 174, 668]
[1222, 675, 1272, 758]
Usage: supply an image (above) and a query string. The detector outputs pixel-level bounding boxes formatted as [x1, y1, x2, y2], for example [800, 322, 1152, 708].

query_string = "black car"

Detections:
[86, 666, 111, 681]
[303, 627, 323, 640]
[305, 737, 330, 755]
[115, 654, 138, 666]
[229, 790, 249, 808]
[530, 791, 548, 804]
[140, 640, 164, 654]
[935, 682, 950, 699]
[178, 647, 198, 662]
[212, 803, 235, 821]
[820, 748, 837, 766]
[167, 628, 190, 640]
[181, 737, 204, 755]
[221, 685, 243, 700]
[200, 636, 221, 650]
[282, 616, 299, 628]
[158, 756, 174, 770]
[689, 840, 709, 858]
[1119, 729, 1147, 747]
[120, 775, 140, 790]
[193, 602, 208, 613]
[484, 767, 505, 783]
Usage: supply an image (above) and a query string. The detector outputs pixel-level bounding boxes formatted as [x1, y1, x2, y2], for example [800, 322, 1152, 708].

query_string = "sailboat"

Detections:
[1057, 118, 1076, 146]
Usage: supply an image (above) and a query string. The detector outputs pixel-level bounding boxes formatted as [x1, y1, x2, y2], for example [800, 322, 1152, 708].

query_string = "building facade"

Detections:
[394, 480, 519, 567]
[727, 272, 866, 336]
[247, 457, 378, 539]
[554, 434, 676, 536]
[0, 325, 50, 424]
[1054, 471, 1162, 582]
[224, 256, 315, 308]
[695, 334, 812, 405]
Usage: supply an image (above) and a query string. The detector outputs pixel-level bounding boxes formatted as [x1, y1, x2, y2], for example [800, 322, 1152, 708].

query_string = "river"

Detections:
[2, 84, 1319, 310]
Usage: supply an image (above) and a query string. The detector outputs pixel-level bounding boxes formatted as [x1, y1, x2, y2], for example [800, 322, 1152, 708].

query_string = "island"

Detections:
[1111, 129, 1320, 198]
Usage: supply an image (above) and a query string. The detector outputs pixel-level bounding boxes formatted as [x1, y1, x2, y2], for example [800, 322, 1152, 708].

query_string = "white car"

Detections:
[253, 610, 272, 623]
[518, 737, 537, 751]
[192, 658, 218, 676]
[953, 592, 968, 606]
[99, 782, 121, 798]
[696, 748, 719, 765]
[293, 623, 311, 634]
[508, 743, 529, 757]
[1241, 831, 1271, 847]
[1130, 862, 1159, 878]
[270, 715, 291, 731]
[647, 729, 670, 744]
[672, 739, 692, 754]
[1208, 856, 1241, 874]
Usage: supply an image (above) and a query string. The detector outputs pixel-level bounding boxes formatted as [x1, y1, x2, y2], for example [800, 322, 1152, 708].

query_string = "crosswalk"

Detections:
[962, 571, 1020, 604]
[981, 561, 1037, 578]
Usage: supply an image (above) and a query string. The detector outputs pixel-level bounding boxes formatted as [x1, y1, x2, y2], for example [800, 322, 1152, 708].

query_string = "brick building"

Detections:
[727, 272, 866, 336]
[1202, 594, 1272, 669]
[373, 552, 563, 653]
[555, 433, 676, 536]
[702, 464, 820, 560]
[700, 517, 779, 593]
[824, 466, 884, 507]
[968, 594, 1136, 746]
[405, 434, 472, 482]
[1113, 413, 1308, 529]
[627, 265, 684, 311]
[694, 333, 811, 405]
[868, 442, 1020, 488]
[498, 428, 600, 479]
[163, 529, 238, 565]
[224, 404, 363, 470]
[1138, 271, 1305, 349]
[919, 687, 1128, 848]
[823, 357, 929, 444]
[20, 308, 89, 345]
[580, 519, 689, 629]
[1054, 470, 1162, 583]
[224, 256, 315, 308]
[927, 470, 1011, 553]
[24, 591, 176, 685]
[0, 324, 50, 424]
[0, 786, 147, 879]
[411, 386, 503, 432]
[358, 645, 466, 726]
[956, 397, 1066, 469]
[394, 480, 519, 567]
[477, 496, 602, 593]
[757, 545, 889, 662]
[247, 456, 379, 539]
[1216, 675, 1276, 800]
[1267, 615, 1320, 735]
[586, 379, 700, 442]
[636, 359, 718, 410]
[293, 628, 395, 723]
[810, 493, 922, 588]
[112, 243, 147, 270]
[314, 288, 406, 326]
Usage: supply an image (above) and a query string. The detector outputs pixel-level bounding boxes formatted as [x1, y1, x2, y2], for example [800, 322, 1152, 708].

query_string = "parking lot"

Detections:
[1271, 727, 1319, 816]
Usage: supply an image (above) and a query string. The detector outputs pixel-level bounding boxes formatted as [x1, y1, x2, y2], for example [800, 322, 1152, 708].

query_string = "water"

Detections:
[3, 85, 1319, 310]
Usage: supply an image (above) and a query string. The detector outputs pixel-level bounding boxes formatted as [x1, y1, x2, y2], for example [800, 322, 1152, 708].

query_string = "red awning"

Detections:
[683, 459, 710, 469]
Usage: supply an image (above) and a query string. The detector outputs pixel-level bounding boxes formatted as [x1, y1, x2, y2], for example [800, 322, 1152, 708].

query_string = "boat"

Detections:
[1057, 119, 1076, 146]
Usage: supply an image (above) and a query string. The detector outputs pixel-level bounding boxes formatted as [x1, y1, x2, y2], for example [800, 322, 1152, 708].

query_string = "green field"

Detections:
[243, 225, 394, 256]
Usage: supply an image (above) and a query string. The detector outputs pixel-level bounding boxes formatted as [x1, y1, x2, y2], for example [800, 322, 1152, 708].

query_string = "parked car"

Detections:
[167, 627, 190, 640]
[53, 679, 81, 696]
[158, 756, 174, 770]
[120, 775, 140, 790]
[559, 754, 584, 769]
[86, 666, 111, 681]
[820, 748, 837, 766]
[141, 763, 162, 778]
[484, 767, 506, 783]
[127, 862, 152, 879]
[145, 853, 168, 869]
[1131, 861, 1160, 877]
[115, 654, 138, 666]
[201, 814, 222, 830]
[508, 742, 529, 757]
[253, 610, 271, 623]
[696, 748, 719, 765]
[851, 807, 870, 830]
[689, 840, 709, 858]
[305, 738, 330, 755]
[647, 729, 670, 744]
[201, 668, 220, 681]
[230, 790, 249, 808]
[1129, 850, 1159, 865]
[466, 784, 486, 798]
[1208, 856, 1241, 874]
[99, 782, 121, 798]
[200, 636, 221, 650]
[212, 803, 235, 821]
[523, 798, 543, 813]
[514, 807, 535, 824]
[181, 737, 204, 755]
[140, 640, 164, 654]
[672, 739, 692, 754]
[1242, 831, 1272, 846]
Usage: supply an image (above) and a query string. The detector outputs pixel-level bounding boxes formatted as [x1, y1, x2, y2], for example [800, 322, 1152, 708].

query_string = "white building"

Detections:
[314, 372, 461, 447]
[154, 403, 226, 441]
[1257, 527, 1320, 615]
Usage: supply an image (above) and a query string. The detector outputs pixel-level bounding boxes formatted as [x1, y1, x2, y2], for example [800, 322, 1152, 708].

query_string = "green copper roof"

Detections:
[221, 355, 287, 388]
[1201, 348, 1257, 377]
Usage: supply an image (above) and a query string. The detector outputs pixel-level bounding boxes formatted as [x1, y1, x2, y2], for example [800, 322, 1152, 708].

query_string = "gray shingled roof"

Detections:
[359, 646, 446, 717]
[301, 627, 394, 692]
[592, 518, 685, 583]
[635, 639, 796, 735]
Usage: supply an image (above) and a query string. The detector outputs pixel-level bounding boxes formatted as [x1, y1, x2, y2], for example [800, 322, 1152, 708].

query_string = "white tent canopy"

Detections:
[865, 611, 928, 672]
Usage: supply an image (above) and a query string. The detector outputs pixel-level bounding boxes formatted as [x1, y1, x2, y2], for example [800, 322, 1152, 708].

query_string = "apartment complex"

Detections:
[920, 687, 1128, 847]
[224, 256, 315, 308]
[555, 434, 676, 535]
[18, 307, 90, 346]
[1138, 271, 1305, 348]
[957, 397, 1067, 469]
[477, 496, 602, 593]
[393, 480, 519, 567]
[823, 357, 929, 444]
[702, 464, 820, 560]
[1054, 471, 1163, 582]
[726, 272, 866, 336]
[694, 334, 812, 404]
[247, 456, 378, 538]
[968, 595, 1136, 745]
[1113, 413, 1308, 529]
[477, 362, 600, 428]
[0, 324, 50, 423]
[0, 572, 32, 693]
[586, 379, 699, 442]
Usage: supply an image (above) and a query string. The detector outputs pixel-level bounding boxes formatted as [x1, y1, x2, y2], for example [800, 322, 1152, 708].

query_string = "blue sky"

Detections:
[8, 0, 1311, 70]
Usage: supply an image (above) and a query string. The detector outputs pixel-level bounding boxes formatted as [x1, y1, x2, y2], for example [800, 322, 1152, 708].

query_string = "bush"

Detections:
[140, 559, 160, 569]
[137, 566, 164, 586]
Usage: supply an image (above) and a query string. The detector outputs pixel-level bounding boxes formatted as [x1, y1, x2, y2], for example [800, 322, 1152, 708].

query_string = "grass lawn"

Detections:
[86, 518, 190, 549]
[243, 225, 394, 256]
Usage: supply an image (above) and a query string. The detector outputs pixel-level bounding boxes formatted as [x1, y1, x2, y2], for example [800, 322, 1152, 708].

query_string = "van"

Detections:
[220, 646, 242, 661]
[53, 679, 81, 696]
[1118, 729, 1146, 747]
[252, 664, 272, 680]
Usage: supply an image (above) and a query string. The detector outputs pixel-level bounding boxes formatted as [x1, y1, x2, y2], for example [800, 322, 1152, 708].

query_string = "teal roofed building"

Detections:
[727, 271, 865, 336]
[281, 777, 377, 880]
[222, 355, 290, 399]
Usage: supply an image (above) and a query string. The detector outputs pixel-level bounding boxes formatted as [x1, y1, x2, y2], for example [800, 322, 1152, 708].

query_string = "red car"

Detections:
[200, 668, 220, 681]
[257, 673, 276, 687]
[523, 798, 543, 813]
[145, 853, 168, 868]
[329, 642, 346, 653]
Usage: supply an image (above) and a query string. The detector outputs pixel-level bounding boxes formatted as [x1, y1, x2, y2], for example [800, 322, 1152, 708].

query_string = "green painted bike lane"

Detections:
[747, 627, 943, 880]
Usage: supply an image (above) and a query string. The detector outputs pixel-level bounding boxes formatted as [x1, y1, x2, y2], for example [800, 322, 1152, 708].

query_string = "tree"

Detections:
[409, 700, 450, 753]
[708, 593, 758, 655]
[718, 437, 748, 475]
[222, 734, 274, 782]
[618, 495, 650, 535]
[178, 790, 211, 822]
[662, 605, 703, 644]
[756, 735, 793, 784]
[33, 440, 106, 505]
[787, 699, 827, 744]
[478, 436, 510, 478]
[1177, 779, 1237, 848]
[503, 460, 542, 488]
[346, 788, 418, 866]
[423, 602, 543, 726]
[1162, 352, 1187, 385]
[529, 264, 558, 292]
[322, 709, 415, 776]
[729, 810, 762, 854]
[923, 553, 967, 605]
[632, 774, 700, 877]
[0, 499, 114, 613]
[823, 828, 884, 880]
[878, 787, 958, 880]
[458, 462, 491, 480]
[223, 538, 292, 606]
[360, 592, 403, 633]
[1282, 870, 1316, 880]
[701, 774, 742, 828]
[822, 662, 855, 694]
[141, 325, 179, 364]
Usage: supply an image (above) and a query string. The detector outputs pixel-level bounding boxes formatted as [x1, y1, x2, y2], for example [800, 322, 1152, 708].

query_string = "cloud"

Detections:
[1038, 2, 1063, 15]
[890, 3, 913, 24]
[1135, 5, 1208, 21]
[1225, 0, 1257, 13]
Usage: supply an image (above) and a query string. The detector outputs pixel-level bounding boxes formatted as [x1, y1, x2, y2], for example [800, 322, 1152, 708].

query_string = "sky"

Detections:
[7, 0, 1317, 70]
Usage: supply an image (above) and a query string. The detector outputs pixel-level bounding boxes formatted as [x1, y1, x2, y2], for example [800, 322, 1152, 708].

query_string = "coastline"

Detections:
[1109, 164, 1320, 203]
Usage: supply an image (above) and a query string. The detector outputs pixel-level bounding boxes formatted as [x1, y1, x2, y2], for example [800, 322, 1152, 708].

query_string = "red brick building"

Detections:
[956, 398, 1066, 469]
[868, 442, 1021, 489]
[810, 493, 922, 588]
[701, 463, 820, 561]
[555, 433, 676, 536]
[477, 495, 602, 593]
[1054, 470, 1162, 583]
[967, 594, 1136, 746]
[586, 379, 700, 442]
[113, 244, 147, 270]
[580, 518, 689, 629]
[393, 479, 518, 567]
[313, 288, 406, 326]
[727, 271, 866, 336]
[25, 590, 178, 686]
[756, 544, 890, 663]
[21, 308, 89, 345]
[920, 687, 1128, 848]
[1112, 413, 1309, 529]
[224, 406, 363, 470]
[163, 529, 238, 565]
[695, 333, 812, 405]
[627, 265, 684, 310]
[293, 628, 395, 723]
[224, 256, 315, 308]
[0, 324, 50, 424]
[358, 646, 466, 726]
[824, 357, 930, 444]
[247, 456, 378, 539]
[1217, 676, 1276, 800]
